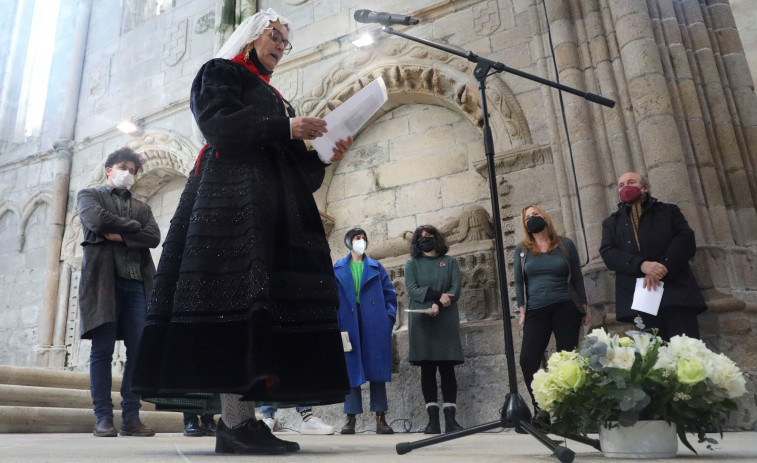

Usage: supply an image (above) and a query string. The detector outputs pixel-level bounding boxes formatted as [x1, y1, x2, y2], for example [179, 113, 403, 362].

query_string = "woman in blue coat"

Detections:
[334, 228, 397, 435]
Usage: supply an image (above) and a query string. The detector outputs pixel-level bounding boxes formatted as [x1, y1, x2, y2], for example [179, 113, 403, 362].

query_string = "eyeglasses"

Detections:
[264, 27, 292, 55]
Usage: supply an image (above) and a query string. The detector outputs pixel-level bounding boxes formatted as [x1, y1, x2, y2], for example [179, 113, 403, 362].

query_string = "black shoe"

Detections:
[184, 419, 204, 437]
[93, 417, 117, 437]
[215, 418, 295, 455]
[200, 419, 217, 437]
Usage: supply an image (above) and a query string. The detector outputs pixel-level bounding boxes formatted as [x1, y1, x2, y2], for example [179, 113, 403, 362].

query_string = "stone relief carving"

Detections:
[195, 10, 215, 34]
[370, 205, 493, 260]
[18, 190, 53, 252]
[61, 211, 82, 262]
[284, 0, 310, 5]
[163, 19, 188, 67]
[86, 130, 199, 188]
[458, 252, 500, 321]
[122, 0, 155, 34]
[294, 41, 531, 147]
[88, 57, 111, 113]
[438, 205, 494, 245]
[472, 0, 501, 36]
[474, 144, 553, 178]
[0, 203, 21, 252]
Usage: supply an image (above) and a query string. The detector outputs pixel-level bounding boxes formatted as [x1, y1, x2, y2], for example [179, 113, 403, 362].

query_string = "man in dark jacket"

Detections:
[600, 172, 706, 340]
[77, 147, 160, 437]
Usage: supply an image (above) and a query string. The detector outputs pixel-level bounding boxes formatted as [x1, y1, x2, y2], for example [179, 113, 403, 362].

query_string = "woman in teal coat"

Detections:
[334, 228, 397, 435]
[404, 225, 463, 434]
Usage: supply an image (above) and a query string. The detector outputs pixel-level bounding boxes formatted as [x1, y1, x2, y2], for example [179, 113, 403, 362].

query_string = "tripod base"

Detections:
[396, 394, 586, 463]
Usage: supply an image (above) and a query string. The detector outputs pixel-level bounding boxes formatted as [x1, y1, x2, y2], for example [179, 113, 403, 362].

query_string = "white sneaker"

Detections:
[300, 416, 334, 435]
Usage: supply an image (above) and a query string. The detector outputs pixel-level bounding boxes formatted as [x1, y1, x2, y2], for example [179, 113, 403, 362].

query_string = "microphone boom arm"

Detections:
[381, 26, 615, 108]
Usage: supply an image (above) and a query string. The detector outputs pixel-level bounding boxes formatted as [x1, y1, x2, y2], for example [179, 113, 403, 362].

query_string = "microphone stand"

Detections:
[381, 25, 614, 463]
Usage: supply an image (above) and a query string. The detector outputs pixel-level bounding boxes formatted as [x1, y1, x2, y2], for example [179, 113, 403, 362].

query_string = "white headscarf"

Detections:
[215, 8, 290, 60]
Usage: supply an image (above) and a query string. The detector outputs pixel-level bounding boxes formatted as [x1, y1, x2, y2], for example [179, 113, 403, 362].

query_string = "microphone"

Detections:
[354, 9, 420, 26]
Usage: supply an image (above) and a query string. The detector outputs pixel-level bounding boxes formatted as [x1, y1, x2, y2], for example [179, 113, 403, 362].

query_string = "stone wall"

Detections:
[0, 0, 755, 431]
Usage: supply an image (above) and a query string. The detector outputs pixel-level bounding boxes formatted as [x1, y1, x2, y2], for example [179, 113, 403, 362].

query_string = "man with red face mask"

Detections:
[599, 172, 706, 340]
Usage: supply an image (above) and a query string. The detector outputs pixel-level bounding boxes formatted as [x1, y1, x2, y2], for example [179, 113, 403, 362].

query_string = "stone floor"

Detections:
[0, 429, 755, 462]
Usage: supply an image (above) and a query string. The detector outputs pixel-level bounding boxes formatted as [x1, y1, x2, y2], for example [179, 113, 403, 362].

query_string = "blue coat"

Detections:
[334, 253, 397, 387]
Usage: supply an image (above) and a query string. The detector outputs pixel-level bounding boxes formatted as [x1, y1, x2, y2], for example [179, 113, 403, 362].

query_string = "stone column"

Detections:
[702, 0, 757, 243]
[0, 0, 35, 149]
[35, 0, 92, 366]
[608, 0, 700, 227]
[543, 0, 611, 262]
[35, 141, 73, 366]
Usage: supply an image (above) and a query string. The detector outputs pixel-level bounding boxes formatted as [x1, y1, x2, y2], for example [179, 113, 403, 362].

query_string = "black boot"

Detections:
[340, 414, 356, 434]
[375, 412, 394, 434]
[443, 406, 463, 433]
[215, 418, 297, 454]
[423, 405, 441, 434]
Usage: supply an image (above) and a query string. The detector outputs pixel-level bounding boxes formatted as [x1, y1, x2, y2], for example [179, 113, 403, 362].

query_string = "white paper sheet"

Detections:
[631, 278, 664, 316]
[405, 308, 436, 314]
[311, 77, 388, 163]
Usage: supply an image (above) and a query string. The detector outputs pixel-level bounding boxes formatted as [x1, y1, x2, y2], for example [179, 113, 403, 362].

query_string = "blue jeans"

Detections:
[89, 277, 146, 422]
[260, 405, 311, 418]
[344, 382, 388, 415]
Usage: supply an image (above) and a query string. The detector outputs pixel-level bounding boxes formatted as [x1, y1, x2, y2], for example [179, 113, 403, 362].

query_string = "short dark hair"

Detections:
[344, 227, 368, 249]
[410, 224, 449, 258]
[104, 147, 144, 173]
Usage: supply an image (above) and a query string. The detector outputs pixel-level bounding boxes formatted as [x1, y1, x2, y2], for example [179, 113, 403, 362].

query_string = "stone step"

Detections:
[0, 365, 122, 391]
[0, 384, 156, 411]
[0, 406, 185, 433]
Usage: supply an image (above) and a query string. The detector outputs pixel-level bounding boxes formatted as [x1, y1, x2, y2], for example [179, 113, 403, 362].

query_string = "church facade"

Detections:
[1, 0, 755, 430]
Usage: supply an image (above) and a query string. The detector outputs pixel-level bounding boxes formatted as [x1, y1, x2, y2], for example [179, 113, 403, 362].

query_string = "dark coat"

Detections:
[334, 253, 397, 387]
[405, 254, 464, 365]
[599, 197, 706, 323]
[132, 58, 349, 405]
[77, 185, 160, 339]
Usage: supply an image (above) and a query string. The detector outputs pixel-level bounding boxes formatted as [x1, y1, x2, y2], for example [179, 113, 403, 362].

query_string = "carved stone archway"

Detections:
[86, 129, 199, 189]
[294, 40, 531, 149]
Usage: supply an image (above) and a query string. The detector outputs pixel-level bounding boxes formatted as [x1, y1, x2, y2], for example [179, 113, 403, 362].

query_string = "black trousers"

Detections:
[519, 300, 583, 408]
[419, 361, 458, 405]
[638, 305, 700, 342]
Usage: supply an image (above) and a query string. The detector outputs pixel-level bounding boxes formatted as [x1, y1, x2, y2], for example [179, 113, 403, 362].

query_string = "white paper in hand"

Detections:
[311, 77, 388, 163]
[631, 278, 664, 316]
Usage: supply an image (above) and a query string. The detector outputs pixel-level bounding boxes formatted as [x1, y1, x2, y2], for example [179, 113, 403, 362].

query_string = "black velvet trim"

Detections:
[132, 314, 349, 405]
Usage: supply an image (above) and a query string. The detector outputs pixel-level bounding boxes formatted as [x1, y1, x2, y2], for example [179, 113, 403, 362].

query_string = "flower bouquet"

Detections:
[531, 322, 747, 453]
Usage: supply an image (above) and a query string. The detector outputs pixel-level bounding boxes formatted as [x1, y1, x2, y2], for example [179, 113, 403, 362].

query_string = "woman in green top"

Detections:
[404, 225, 463, 434]
[513, 205, 590, 410]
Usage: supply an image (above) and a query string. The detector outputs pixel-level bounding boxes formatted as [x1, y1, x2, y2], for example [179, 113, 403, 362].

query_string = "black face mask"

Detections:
[526, 216, 547, 234]
[418, 236, 436, 252]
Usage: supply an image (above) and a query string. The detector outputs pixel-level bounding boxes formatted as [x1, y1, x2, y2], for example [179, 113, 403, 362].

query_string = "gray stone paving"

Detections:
[0, 430, 755, 462]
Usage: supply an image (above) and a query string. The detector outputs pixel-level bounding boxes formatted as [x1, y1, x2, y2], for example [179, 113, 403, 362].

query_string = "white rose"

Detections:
[710, 354, 747, 399]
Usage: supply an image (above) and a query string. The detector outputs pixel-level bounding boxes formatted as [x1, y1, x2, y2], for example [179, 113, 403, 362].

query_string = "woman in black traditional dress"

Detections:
[132, 8, 352, 455]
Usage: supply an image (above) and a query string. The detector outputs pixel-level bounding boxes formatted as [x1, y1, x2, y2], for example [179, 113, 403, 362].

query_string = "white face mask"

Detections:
[352, 239, 366, 255]
[110, 168, 135, 190]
